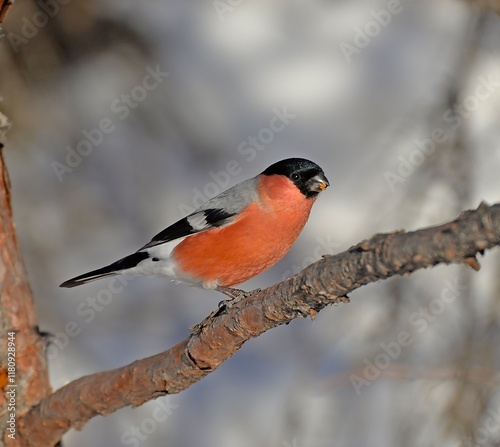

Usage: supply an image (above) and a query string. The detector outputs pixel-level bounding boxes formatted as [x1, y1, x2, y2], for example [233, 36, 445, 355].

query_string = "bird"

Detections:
[60, 158, 329, 298]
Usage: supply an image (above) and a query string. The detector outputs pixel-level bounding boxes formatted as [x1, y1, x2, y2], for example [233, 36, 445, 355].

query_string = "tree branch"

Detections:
[0, 113, 52, 447]
[0, 0, 13, 24]
[16, 201, 500, 446]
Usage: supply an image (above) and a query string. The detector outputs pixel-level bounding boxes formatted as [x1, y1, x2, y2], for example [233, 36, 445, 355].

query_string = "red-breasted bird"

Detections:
[60, 158, 329, 297]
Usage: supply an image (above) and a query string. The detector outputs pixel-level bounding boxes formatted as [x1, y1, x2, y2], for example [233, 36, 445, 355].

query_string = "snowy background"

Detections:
[2, 0, 500, 446]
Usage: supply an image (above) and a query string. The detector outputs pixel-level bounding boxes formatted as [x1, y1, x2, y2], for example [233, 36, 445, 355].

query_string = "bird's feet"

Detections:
[189, 287, 262, 334]
[216, 286, 262, 308]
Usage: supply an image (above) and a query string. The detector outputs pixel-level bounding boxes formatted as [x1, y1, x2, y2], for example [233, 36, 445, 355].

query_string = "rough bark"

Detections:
[16, 201, 500, 447]
[0, 112, 52, 447]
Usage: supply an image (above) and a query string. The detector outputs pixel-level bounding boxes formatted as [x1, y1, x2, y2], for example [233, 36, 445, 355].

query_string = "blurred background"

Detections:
[1, 0, 500, 446]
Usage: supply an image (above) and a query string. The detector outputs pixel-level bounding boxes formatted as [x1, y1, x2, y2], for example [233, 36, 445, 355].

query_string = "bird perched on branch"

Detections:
[60, 158, 329, 297]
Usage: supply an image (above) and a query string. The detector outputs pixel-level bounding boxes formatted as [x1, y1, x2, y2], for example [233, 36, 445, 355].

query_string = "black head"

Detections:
[262, 158, 329, 198]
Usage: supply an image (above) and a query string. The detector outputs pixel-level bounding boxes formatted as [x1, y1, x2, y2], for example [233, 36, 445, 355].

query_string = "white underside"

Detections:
[120, 237, 212, 288]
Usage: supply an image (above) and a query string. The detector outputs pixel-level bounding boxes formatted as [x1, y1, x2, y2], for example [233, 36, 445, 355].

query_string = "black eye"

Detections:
[291, 172, 301, 181]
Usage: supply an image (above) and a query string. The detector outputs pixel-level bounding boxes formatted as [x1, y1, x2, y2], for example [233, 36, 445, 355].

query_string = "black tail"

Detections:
[60, 252, 149, 288]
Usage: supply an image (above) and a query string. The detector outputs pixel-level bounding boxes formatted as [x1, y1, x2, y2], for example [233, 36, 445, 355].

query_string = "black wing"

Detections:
[140, 208, 236, 250]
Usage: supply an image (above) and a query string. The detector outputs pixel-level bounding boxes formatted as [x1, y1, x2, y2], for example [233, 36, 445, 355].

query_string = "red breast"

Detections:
[172, 174, 316, 287]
